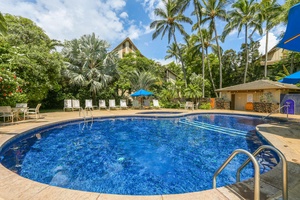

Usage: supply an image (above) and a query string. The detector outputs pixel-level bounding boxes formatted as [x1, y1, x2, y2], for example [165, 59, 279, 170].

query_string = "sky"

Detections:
[0, 0, 287, 65]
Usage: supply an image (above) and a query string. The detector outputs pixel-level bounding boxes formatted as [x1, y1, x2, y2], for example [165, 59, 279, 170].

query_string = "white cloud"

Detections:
[127, 25, 143, 40]
[120, 12, 128, 19]
[258, 32, 279, 55]
[140, 0, 164, 21]
[0, 0, 142, 43]
[107, 0, 126, 10]
[154, 58, 174, 66]
[271, 23, 286, 37]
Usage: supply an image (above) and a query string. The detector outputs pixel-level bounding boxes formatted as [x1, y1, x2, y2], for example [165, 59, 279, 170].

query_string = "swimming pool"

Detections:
[0, 114, 277, 195]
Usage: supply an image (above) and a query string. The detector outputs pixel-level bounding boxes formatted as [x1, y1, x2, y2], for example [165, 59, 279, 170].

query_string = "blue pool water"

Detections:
[0, 114, 277, 195]
[137, 111, 183, 114]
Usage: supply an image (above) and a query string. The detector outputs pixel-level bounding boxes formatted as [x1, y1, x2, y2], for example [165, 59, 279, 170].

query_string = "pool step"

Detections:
[179, 119, 248, 137]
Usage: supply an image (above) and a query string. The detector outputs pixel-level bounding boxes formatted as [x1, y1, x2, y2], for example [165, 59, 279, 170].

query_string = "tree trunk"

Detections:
[194, 0, 205, 98]
[206, 48, 218, 97]
[213, 21, 223, 90]
[264, 29, 269, 78]
[173, 34, 187, 87]
[290, 52, 295, 74]
[244, 25, 248, 83]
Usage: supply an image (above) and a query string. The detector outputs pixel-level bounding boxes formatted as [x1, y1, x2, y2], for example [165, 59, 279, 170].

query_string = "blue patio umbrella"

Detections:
[131, 89, 153, 97]
[278, 70, 300, 84]
[277, 3, 300, 52]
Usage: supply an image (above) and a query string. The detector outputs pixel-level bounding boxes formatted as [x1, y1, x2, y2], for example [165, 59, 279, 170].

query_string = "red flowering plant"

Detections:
[0, 69, 27, 106]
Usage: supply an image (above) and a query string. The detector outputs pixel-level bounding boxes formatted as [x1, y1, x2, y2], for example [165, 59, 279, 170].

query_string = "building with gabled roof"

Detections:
[260, 47, 287, 67]
[216, 79, 300, 112]
[112, 37, 142, 59]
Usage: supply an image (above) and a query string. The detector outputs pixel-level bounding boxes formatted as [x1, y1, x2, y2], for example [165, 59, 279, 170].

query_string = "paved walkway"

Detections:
[0, 109, 300, 200]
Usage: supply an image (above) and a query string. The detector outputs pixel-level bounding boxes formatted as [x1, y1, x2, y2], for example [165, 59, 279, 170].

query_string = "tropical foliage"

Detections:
[61, 33, 118, 102]
[0, 14, 64, 107]
[1, 1, 300, 110]
[150, 0, 192, 87]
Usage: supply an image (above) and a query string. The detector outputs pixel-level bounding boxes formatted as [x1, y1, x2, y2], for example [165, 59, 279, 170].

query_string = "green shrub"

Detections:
[199, 103, 211, 110]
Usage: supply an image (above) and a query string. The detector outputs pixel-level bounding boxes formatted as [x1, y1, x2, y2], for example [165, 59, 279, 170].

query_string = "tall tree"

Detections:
[0, 12, 7, 35]
[165, 42, 180, 64]
[182, 0, 206, 97]
[150, 0, 192, 87]
[190, 29, 218, 97]
[2, 14, 63, 105]
[222, 0, 262, 83]
[128, 70, 157, 91]
[201, 0, 227, 89]
[62, 33, 118, 102]
[258, 0, 281, 78]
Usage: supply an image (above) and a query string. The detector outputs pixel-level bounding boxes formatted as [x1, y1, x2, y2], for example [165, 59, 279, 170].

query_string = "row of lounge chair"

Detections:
[63, 99, 161, 111]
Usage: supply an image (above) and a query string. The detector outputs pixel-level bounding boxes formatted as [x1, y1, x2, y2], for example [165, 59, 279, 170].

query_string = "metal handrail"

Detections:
[213, 149, 261, 200]
[263, 104, 289, 120]
[83, 107, 94, 123]
[236, 145, 288, 200]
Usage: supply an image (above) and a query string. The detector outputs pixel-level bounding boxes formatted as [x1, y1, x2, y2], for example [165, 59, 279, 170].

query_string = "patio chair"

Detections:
[99, 100, 107, 110]
[109, 99, 117, 110]
[132, 99, 141, 109]
[153, 99, 161, 109]
[185, 101, 194, 110]
[143, 99, 151, 109]
[120, 99, 128, 109]
[15, 103, 28, 120]
[85, 99, 93, 111]
[63, 99, 72, 111]
[27, 103, 41, 119]
[0, 106, 17, 123]
[72, 99, 82, 111]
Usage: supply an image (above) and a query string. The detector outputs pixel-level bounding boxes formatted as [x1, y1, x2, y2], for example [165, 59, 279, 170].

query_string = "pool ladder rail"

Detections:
[79, 107, 94, 123]
[213, 145, 288, 200]
[263, 104, 290, 121]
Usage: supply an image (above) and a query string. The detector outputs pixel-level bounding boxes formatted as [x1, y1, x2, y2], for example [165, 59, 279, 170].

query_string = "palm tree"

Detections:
[222, 0, 262, 83]
[182, 0, 206, 97]
[201, 0, 227, 89]
[258, 0, 281, 78]
[150, 0, 192, 87]
[0, 12, 7, 36]
[128, 70, 157, 91]
[165, 42, 180, 64]
[190, 29, 218, 97]
[62, 33, 118, 102]
[184, 83, 202, 104]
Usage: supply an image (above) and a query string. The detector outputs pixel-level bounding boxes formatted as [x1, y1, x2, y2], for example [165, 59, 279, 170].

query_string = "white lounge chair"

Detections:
[143, 99, 151, 109]
[153, 99, 161, 109]
[27, 103, 41, 119]
[63, 99, 72, 111]
[109, 99, 117, 110]
[16, 103, 28, 120]
[120, 99, 128, 109]
[85, 99, 93, 111]
[132, 99, 141, 109]
[99, 100, 107, 110]
[0, 106, 17, 123]
[72, 99, 82, 111]
[185, 101, 194, 110]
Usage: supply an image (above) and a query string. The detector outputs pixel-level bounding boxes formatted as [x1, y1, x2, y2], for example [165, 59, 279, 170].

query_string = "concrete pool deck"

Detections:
[0, 109, 300, 200]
